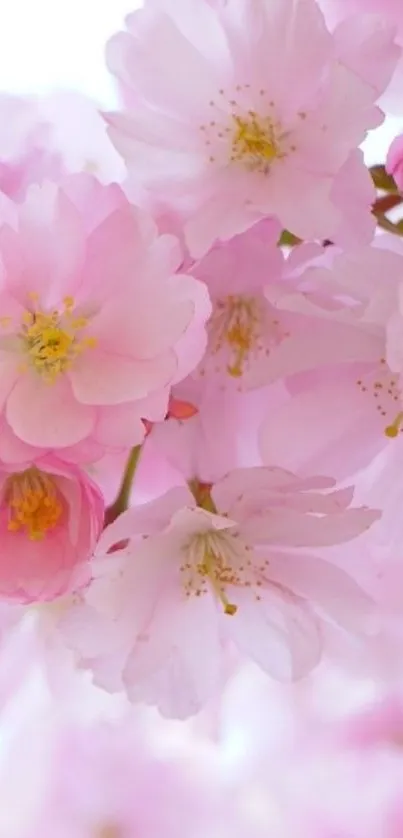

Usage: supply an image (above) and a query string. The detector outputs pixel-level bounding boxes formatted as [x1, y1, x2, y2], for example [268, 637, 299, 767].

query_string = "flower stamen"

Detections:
[200, 547, 238, 615]
[6, 468, 63, 540]
[231, 113, 280, 171]
[385, 412, 403, 438]
[210, 295, 263, 378]
[20, 295, 97, 383]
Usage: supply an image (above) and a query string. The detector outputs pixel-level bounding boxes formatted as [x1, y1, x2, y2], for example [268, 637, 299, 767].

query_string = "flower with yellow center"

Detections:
[197, 293, 285, 386]
[19, 294, 97, 383]
[200, 86, 290, 173]
[5, 467, 63, 540]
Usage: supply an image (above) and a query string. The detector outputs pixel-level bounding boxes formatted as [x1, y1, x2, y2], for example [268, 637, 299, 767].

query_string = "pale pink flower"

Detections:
[0, 94, 62, 202]
[0, 91, 125, 203]
[258, 239, 403, 478]
[25, 719, 228, 838]
[0, 455, 103, 604]
[105, 0, 387, 257]
[61, 467, 379, 718]
[386, 134, 403, 189]
[0, 175, 210, 454]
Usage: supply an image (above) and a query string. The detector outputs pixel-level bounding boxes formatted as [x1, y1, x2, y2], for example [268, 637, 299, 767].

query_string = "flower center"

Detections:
[200, 86, 290, 172]
[231, 113, 281, 172]
[209, 295, 264, 378]
[5, 467, 63, 540]
[181, 528, 264, 615]
[20, 294, 96, 383]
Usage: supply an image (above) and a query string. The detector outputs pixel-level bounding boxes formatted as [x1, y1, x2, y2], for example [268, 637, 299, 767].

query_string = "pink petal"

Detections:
[240, 506, 380, 548]
[94, 404, 147, 448]
[69, 349, 177, 405]
[6, 375, 96, 447]
[97, 486, 193, 553]
[124, 590, 221, 719]
[227, 586, 322, 682]
[260, 324, 384, 383]
[266, 551, 376, 635]
[89, 283, 195, 359]
[259, 381, 385, 479]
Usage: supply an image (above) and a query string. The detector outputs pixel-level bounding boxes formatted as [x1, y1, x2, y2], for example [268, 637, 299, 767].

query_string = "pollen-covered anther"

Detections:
[385, 412, 403, 438]
[356, 362, 403, 435]
[20, 294, 97, 382]
[208, 294, 265, 378]
[231, 112, 284, 172]
[182, 529, 258, 615]
[6, 468, 63, 540]
[200, 87, 287, 171]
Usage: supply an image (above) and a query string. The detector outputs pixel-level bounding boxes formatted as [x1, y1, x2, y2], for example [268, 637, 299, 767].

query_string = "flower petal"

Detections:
[6, 374, 96, 447]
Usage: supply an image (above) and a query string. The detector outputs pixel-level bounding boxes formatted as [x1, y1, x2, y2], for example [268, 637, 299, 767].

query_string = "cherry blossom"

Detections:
[0, 455, 103, 603]
[60, 468, 379, 718]
[0, 174, 210, 455]
[259, 239, 403, 478]
[105, 0, 391, 257]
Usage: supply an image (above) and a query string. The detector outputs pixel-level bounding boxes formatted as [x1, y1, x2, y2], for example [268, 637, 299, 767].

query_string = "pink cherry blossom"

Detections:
[105, 0, 389, 257]
[386, 134, 403, 189]
[0, 455, 103, 604]
[258, 238, 403, 479]
[60, 467, 379, 718]
[0, 174, 211, 455]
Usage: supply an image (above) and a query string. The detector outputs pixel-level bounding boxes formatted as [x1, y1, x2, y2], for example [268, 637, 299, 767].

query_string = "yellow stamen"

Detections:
[6, 468, 63, 540]
[231, 113, 283, 172]
[20, 296, 96, 383]
[211, 295, 262, 378]
[200, 548, 238, 615]
[385, 412, 403, 438]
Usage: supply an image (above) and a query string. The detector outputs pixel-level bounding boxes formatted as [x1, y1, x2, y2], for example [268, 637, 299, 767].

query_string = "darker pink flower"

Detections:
[0, 174, 210, 456]
[0, 455, 103, 604]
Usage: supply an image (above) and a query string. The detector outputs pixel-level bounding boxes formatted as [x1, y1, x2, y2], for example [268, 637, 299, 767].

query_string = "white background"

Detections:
[0, 0, 139, 105]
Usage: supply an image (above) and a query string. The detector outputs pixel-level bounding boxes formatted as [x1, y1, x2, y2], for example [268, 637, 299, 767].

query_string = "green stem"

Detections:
[370, 164, 398, 193]
[278, 229, 302, 247]
[188, 479, 218, 513]
[104, 445, 142, 527]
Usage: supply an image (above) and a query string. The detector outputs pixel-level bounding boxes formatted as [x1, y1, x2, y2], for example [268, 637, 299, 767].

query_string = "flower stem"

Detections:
[374, 213, 403, 237]
[104, 445, 142, 527]
[188, 479, 218, 513]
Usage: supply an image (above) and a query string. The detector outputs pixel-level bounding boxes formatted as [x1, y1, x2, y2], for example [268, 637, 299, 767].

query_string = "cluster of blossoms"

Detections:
[5, 0, 403, 830]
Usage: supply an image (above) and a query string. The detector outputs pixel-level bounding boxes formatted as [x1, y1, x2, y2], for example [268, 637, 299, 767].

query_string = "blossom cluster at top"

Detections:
[1, 0, 403, 730]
